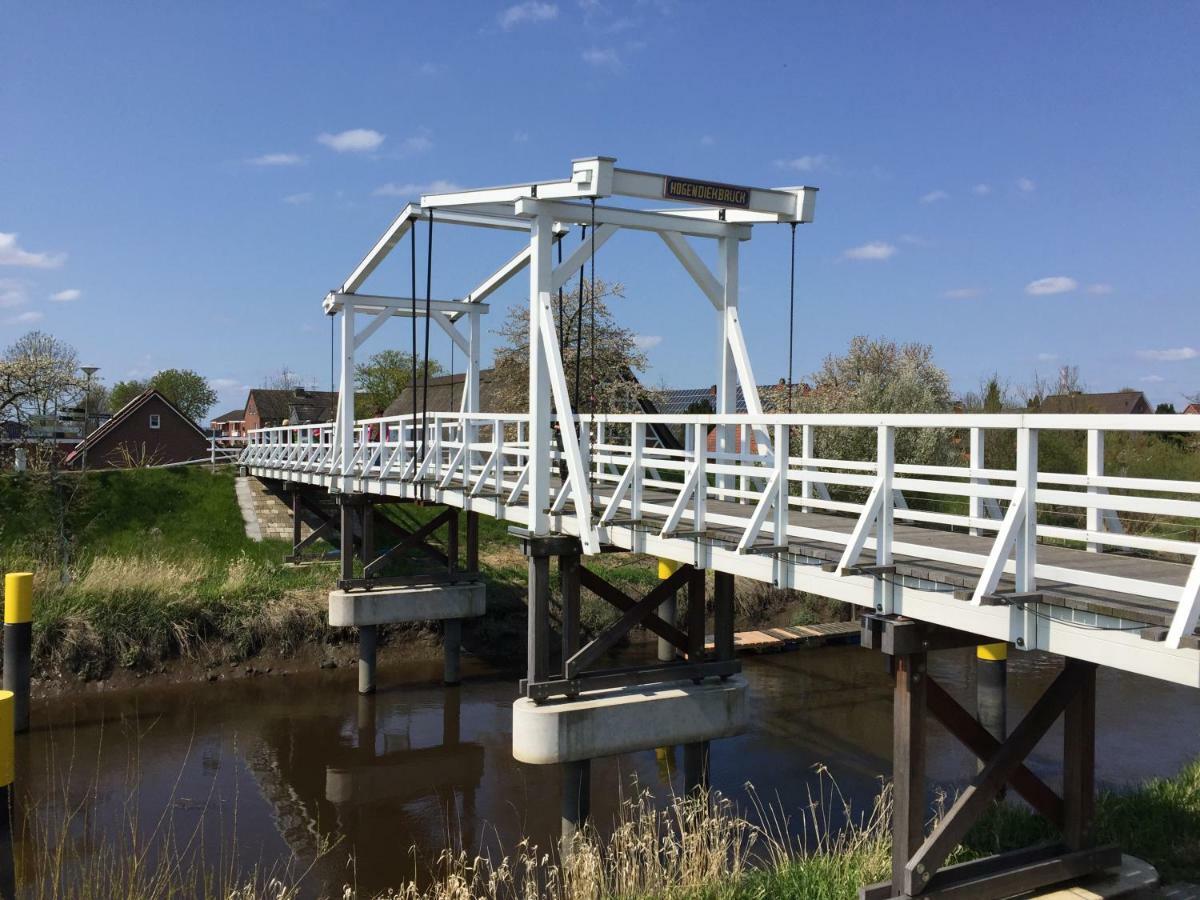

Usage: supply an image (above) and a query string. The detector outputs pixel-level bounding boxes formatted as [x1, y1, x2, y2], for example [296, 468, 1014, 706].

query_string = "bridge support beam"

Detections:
[560, 758, 590, 857]
[976, 642, 1008, 775]
[327, 500, 485, 695]
[515, 538, 743, 851]
[860, 615, 1116, 900]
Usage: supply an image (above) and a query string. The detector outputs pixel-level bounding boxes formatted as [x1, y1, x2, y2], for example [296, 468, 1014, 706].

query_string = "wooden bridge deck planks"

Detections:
[706, 620, 861, 655]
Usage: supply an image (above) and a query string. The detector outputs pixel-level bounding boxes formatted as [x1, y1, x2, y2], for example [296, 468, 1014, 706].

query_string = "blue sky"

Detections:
[4, 1, 1199, 416]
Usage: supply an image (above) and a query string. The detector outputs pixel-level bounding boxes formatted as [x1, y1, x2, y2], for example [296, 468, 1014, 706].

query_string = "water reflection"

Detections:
[21, 645, 1200, 897]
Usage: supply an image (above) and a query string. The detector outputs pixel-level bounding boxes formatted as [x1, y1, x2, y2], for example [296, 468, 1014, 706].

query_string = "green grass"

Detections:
[0, 466, 691, 681]
[641, 760, 1200, 899]
[0, 467, 351, 679]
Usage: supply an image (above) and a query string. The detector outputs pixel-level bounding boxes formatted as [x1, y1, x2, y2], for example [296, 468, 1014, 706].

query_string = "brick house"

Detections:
[242, 388, 341, 431]
[210, 408, 246, 437]
[63, 389, 210, 469]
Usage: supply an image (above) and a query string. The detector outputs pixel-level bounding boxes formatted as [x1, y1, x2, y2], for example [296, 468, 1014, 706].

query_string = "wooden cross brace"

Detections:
[863, 653, 1116, 900]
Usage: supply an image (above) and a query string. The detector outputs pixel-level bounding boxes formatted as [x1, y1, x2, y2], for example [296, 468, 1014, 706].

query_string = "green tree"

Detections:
[355, 350, 443, 417]
[111, 370, 216, 422]
[0, 331, 84, 423]
[790, 335, 955, 466]
[149, 369, 217, 421]
[109, 379, 148, 412]
[491, 277, 652, 414]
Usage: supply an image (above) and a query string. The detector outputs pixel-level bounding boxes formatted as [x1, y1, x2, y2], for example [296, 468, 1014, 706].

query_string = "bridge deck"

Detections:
[249, 463, 1198, 640]
[244, 410, 1200, 687]
[670, 489, 1194, 632]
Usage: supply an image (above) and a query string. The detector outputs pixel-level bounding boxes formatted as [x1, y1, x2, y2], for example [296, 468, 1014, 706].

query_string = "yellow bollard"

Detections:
[656, 559, 681, 662]
[0, 690, 14, 898]
[976, 642, 1008, 757]
[2, 575, 31, 735]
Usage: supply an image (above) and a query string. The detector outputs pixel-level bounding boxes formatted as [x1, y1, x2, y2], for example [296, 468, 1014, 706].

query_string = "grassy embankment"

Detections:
[27, 759, 1200, 898]
[0, 466, 824, 683]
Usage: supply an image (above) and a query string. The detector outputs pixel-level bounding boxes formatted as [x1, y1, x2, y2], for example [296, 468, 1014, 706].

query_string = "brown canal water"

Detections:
[20, 644, 1200, 896]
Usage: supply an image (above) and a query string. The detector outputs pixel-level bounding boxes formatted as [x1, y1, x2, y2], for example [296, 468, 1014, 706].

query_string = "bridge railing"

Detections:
[243, 411, 1200, 648]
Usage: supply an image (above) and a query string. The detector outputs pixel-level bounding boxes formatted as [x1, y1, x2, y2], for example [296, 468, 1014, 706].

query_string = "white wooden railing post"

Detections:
[1016, 426, 1039, 643]
[969, 427, 984, 536]
[1086, 429, 1104, 553]
[631, 421, 644, 521]
[694, 422, 708, 533]
[739, 423, 749, 504]
[801, 423, 814, 513]
[870, 425, 895, 614]
[773, 422, 788, 546]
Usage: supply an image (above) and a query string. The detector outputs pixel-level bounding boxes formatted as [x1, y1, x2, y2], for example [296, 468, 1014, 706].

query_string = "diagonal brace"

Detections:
[568, 565, 693, 676]
[903, 662, 1090, 895]
[925, 677, 1064, 827]
[578, 565, 689, 651]
[363, 508, 454, 576]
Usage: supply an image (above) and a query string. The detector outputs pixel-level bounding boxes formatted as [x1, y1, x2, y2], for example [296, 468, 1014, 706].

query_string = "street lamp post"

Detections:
[81, 366, 99, 472]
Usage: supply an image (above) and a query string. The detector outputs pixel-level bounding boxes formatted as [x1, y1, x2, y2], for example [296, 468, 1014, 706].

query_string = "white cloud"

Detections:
[775, 155, 828, 173]
[1037, 353, 1059, 362]
[212, 377, 242, 390]
[972, 183, 991, 196]
[0, 280, 28, 308]
[1137, 347, 1198, 362]
[899, 234, 932, 247]
[1086, 283, 1113, 294]
[283, 192, 314, 205]
[582, 47, 621, 68]
[500, 1, 558, 29]
[0, 233, 65, 269]
[6, 310, 43, 325]
[513, 130, 530, 143]
[1025, 276, 1077, 295]
[1140, 375, 1166, 383]
[841, 241, 896, 261]
[920, 189, 949, 204]
[317, 129, 385, 153]
[700, 135, 715, 146]
[373, 179, 461, 198]
[50, 288, 81, 302]
[633, 334, 662, 350]
[418, 62, 445, 76]
[248, 152, 303, 166]
[1017, 177, 1036, 193]
[943, 287, 982, 300]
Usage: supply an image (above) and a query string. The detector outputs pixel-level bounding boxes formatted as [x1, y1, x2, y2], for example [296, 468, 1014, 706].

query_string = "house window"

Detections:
[149, 414, 161, 430]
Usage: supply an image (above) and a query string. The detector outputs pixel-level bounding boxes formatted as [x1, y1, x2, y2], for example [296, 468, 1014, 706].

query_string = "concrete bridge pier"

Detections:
[515, 535, 746, 854]
[560, 758, 590, 854]
[329, 503, 485, 695]
[443, 618, 462, 686]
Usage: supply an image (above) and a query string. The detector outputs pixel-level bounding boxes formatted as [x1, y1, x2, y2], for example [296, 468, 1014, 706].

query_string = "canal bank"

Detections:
[17, 640, 1200, 897]
[5, 467, 834, 693]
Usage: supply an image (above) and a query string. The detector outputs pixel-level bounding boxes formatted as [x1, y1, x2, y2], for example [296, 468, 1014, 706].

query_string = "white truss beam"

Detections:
[323, 292, 490, 317]
[515, 198, 749, 240]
